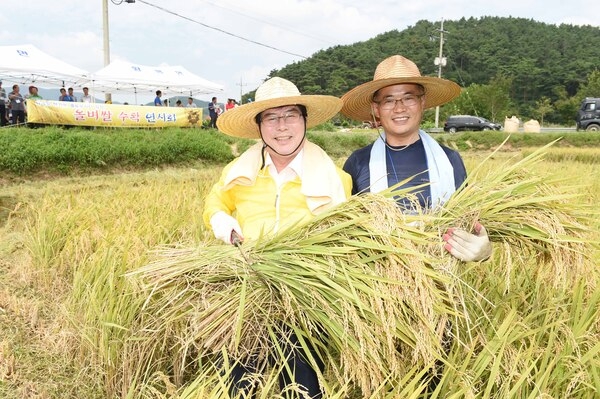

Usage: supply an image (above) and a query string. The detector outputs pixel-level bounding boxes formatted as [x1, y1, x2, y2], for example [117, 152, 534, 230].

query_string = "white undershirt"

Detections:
[264, 148, 304, 187]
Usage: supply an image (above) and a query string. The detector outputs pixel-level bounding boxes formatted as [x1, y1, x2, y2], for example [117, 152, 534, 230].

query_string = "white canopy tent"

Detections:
[85, 60, 224, 103]
[0, 44, 89, 87]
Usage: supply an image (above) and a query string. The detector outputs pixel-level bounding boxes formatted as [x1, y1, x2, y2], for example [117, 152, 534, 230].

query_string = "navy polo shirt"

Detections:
[343, 138, 467, 210]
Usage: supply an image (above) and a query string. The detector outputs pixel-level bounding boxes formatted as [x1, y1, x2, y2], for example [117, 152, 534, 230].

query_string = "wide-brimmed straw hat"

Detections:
[217, 77, 342, 139]
[341, 55, 461, 122]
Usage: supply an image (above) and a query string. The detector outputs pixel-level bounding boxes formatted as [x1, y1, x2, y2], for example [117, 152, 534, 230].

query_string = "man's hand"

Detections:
[443, 222, 492, 262]
[210, 211, 244, 245]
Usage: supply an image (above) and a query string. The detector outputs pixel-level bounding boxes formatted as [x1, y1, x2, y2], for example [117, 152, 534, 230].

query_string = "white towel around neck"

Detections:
[368, 130, 456, 208]
[223, 141, 347, 214]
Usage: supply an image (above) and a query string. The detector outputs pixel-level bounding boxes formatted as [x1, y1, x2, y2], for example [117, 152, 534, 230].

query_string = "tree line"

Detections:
[243, 17, 600, 126]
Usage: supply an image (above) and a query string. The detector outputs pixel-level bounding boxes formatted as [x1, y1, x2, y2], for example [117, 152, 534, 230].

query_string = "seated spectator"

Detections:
[81, 87, 93, 103]
[186, 97, 197, 108]
[68, 87, 77, 102]
[59, 88, 74, 101]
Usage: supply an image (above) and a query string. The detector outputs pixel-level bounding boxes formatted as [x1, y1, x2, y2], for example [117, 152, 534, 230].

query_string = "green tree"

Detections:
[577, 69, 600, 99]
[532, 96, 553, 126]
[552, 86, 579, 126]
[481, 75, 513, 121]
[449, 75, 512, 122]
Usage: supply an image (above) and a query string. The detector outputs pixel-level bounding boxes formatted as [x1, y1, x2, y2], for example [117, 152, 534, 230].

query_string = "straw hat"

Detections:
[341, 55, 461, 122]
[216, 77, 342, 139]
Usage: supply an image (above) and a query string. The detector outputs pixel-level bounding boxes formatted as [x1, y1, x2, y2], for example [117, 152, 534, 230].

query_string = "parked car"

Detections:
[576, 97, 600, 131]
[361, 120, 381, 129]
[443, 115, 502, 133]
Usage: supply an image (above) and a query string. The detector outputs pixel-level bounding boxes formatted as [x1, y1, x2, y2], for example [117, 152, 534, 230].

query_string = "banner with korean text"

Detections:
[27, 100, 204, 128]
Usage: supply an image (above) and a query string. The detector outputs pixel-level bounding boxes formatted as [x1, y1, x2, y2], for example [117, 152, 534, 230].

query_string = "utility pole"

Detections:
[102, 0, 111, 103]
[236, 77, 247, 104]
[433, 19, 448, 129]
[102, 0, 135, 103]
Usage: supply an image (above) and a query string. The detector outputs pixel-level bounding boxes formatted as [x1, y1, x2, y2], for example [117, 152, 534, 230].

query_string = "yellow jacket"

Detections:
[203, 141, 352, 241]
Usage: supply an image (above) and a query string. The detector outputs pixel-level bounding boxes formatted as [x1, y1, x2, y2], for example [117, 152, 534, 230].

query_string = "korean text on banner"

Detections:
[27, 100, 204, 128]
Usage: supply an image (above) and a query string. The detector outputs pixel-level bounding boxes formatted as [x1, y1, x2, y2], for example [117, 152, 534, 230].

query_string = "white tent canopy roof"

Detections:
[0, 44, 89, 86]
[86, 59, 224, 96]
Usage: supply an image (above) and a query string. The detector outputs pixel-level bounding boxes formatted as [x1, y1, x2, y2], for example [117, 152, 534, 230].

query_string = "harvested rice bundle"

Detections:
[133, 192, 455, 395]
[432, 142, 596, 291]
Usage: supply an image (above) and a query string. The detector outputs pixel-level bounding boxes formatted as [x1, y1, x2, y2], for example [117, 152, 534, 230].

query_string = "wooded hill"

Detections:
[250, 17, 600, 126]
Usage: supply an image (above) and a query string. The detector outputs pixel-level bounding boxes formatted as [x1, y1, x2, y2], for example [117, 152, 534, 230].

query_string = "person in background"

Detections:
[186, 97, 197, 108]
[0, 81, 7, 127]
[81, 87, 93, 103]
[203, 77, 351, 399]
[68, 87, 77, 102]
[24, 85, 42, 128]
[8, 84, 26, 125]
[225, 98, 236, 111]
[163, 99, 169, 107]
[208, 96, 221, 128]
[341, 54, 492, 262]
[58, 88, 67, 101]
[154, 90, 163, 106]
[26, 85, 42, 100]
[175, 99, 183, 107]
[59, 87, 74, 102]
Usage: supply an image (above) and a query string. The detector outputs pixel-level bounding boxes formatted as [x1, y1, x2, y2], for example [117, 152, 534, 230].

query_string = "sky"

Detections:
[0, 0, 597, 105]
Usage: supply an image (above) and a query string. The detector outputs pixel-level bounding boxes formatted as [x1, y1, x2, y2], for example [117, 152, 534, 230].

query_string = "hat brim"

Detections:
[341, 77, 461, 122]
[216, 95, 342, 139]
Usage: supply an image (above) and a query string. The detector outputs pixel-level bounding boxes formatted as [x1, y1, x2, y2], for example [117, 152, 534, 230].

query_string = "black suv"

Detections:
[443, 115, 502, 133]
[576, 98, 600, 131]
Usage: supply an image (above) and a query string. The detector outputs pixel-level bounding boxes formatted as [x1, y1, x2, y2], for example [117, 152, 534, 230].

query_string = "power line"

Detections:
[199, 0, 335, 46]
[134, 0, 309, 59]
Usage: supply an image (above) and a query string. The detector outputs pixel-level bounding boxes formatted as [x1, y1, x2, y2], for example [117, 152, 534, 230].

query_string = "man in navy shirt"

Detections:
[154, 90, 163, 106]
[341, 55, 491, 262]
[208, 96, 221, 128]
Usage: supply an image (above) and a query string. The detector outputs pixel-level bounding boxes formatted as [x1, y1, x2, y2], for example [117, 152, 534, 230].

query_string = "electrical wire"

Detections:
[199, 0, 335, 46]
[133, 0, 309, 59]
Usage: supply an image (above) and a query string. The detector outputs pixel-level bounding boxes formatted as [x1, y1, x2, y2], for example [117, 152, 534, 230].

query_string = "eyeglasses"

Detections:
[375, 94, 423, 110]
[260, 111, 303, 127]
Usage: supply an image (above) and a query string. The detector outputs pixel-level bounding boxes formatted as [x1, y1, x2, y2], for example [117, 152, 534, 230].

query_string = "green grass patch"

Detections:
[0, 127, 241, 175]
[2, 126, 600, 178]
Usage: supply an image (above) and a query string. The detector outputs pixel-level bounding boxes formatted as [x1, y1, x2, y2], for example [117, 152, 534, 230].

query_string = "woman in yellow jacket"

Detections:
[203, 77, 351, 399]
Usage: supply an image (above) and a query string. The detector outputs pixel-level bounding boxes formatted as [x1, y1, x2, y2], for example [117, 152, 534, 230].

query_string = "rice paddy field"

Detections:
[0, 134, 599, 398]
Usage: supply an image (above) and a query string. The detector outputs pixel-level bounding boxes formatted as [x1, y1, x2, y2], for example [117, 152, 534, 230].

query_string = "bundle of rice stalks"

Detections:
[127, 140, 599, 398]
[432, 140, 597, 299]
[129, 192, 455, 397]
[415, 141, 600, 397]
